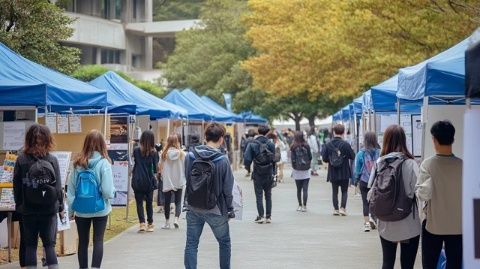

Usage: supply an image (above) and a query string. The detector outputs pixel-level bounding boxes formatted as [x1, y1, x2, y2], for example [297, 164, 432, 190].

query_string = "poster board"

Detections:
[111, 161, 129, 206]
[411, 115, 422, 157]
[376, 113, 415, 154]
[108, 116, 129, 206]
[463, 109, 480, 269]
[50, 151, 72, 187]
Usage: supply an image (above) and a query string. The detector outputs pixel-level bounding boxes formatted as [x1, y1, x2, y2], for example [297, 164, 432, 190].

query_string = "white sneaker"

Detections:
[333, 210, 340, 216]
[369, 218, 377, 230]
[174, 217, 179, 229]
[301, 206, 307, 212]
[265, 217, 272, 224]
[254, 216, 265, 224]
[161, 223, 171, 229]
[339, 208, 347, 216]
[297, 206, 303, 212]
[364, 222, 372, 232]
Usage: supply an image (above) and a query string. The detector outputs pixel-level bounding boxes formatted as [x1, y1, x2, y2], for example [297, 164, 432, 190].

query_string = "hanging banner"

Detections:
[223, 93, 233, 112]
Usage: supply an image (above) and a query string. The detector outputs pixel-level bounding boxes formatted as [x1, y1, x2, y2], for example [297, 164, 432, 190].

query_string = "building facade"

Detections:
[56, 0, 199, 81]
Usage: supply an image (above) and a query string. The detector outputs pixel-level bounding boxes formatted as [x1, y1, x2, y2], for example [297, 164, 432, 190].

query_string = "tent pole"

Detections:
[397, 98, 401, 125]
[167, 119, 171, 137]
[373, 111, 377, 134]
[420, 97, 429, 161]
[103, 107, 108, 136]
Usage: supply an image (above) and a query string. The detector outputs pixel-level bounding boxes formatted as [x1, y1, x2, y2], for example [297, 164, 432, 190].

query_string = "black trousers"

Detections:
[164, 189, 183, 220]
[157, 179, 165, 206]
[331, 180, 349, 210]
[75, 215, 108, 269]
[295, 179, 310, 206]
[359, 181, 370, 217]
[422, 220, 463, 269]
[254, 178, 272, 218]
[134, 191, 154, 224]
[22, 214, 58, 267]
[380, 235, 420, 269]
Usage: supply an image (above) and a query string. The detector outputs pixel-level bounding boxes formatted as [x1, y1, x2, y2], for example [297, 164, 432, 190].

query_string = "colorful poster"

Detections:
[0, 153, 17, 184]
[0, 188, 15, 210]
[2, 121, 25, 150]
[69, 115, 82, 133]
[57, 115, 69, 134]
[45, 115, 57, 133]
[50, 151, 71, 187]
[110, 117, 128, 144]
[111, 161, 129, 206]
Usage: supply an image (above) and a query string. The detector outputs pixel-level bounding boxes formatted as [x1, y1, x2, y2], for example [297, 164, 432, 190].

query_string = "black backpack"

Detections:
[327, 142, 344, 168]
[23, 157, 58, 207]
[292, 145, 310, 171]
[369, 156, 414, 221]
[253, 140, 274, 176]
[186, 149, 224, 210]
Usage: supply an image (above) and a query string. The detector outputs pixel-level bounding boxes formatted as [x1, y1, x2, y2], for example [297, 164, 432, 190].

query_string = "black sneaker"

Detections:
[254, 216, 265, 224]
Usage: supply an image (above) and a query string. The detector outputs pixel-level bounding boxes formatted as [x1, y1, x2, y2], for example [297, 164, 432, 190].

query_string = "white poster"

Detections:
[50, 151, 72, 187]
[380, 114, 397, 132]
[463, 109, 480, 269]
[57, 115, 69, 134]
[112, 161, 129, 206]
[57, 202, 70, 231]
[45, 115, 57, 133]
[0, 188, 15, 210]
[2, 122, 25, 150]
[412, 115, 423, 157]
[400, 114, 413, 154]
[69, 115, 82, 133]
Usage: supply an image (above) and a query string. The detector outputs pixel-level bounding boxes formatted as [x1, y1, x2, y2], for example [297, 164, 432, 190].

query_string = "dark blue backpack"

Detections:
[72, 160, 105, 214]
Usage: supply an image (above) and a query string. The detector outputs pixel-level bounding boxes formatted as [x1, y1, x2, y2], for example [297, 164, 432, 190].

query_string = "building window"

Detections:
[133, 0, 137, 20]
[101, 49, 120, 64]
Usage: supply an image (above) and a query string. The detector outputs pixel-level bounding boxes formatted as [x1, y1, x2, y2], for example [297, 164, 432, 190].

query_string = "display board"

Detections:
[376, 113, 416, 154]
[411, 115, 423, 157]
[50, 151, 72, 187]
[0, 153, 17, 187]
[463, 109, 480, 269]
[108, 116, 129, 206]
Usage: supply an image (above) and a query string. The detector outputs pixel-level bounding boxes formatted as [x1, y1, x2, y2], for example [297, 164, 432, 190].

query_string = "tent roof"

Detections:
[0, 43, 107, 110]
[164, 90, 214, 121]
[181, 89, 235, 122]
[370, 75, 422, 113]
[239, 112, 267, 124]
[200, 96, 243, 122]
[397, 33, 472, 100]
[90, 71, 187, 119]
[353, 96, 363, 114]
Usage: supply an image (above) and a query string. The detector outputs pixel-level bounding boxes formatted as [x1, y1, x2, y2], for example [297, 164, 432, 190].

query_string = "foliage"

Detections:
[72, 65, 166, 98]
[242, 0, 479, 100]
[0, 0, 80, 74]
[154, 0, 204, 21]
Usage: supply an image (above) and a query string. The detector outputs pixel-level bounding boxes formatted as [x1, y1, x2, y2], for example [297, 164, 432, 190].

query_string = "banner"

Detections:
[223, 93, 233, 112]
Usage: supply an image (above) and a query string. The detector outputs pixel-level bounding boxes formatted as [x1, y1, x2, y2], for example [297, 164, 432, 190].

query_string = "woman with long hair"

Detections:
[131, 130, 159, 232]
[307, 128, 320, 176]
[67, 130, 115, 269]
[354, 132, 380, 232]
[270, 132, 287, 183]
[13, 124, 63, 269]
[370, 125, 420, 269]
[159, 134, 186, 229]
[290, 131, 313, 212]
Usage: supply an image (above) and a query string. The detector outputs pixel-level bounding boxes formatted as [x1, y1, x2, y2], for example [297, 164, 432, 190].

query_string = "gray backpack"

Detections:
[369, 156, 414, 221]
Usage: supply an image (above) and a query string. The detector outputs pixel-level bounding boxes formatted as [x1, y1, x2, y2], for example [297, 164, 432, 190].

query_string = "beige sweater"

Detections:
[416, 154, 463, 235]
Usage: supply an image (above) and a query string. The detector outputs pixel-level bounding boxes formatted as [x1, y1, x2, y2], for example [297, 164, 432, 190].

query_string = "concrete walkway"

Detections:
[1, 167, 421, 268]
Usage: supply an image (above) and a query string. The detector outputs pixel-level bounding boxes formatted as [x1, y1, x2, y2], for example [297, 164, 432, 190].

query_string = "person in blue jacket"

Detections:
[353, 131, 380, 232]
[68, 130, 115, 269]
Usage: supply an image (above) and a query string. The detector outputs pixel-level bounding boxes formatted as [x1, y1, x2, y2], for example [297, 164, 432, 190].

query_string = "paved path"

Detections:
[1, 167, 421, 268]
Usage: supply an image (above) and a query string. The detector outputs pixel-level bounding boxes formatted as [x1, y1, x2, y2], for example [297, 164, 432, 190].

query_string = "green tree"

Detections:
[163, 0, 254, 101]
[72, 65, 166, 98]
[154, 0, 204, 21]
[0, 0, 80, 74]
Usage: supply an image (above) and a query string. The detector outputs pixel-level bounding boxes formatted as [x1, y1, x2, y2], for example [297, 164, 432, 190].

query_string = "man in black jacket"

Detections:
[322, 124, 355, 216]
[184, 123, 235, 269]
[244, 125, 276, 224]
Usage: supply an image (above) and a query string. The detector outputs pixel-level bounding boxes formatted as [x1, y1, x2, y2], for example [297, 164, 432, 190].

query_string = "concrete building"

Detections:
[56, 0, 199, 81]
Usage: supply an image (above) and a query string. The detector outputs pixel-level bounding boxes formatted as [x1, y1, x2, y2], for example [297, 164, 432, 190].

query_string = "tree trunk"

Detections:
[287, 112, 303, 131]
[307, 114, 317, 130]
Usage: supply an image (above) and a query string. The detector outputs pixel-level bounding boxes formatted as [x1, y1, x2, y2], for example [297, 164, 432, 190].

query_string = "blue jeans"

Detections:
[184, 211, 231, 269]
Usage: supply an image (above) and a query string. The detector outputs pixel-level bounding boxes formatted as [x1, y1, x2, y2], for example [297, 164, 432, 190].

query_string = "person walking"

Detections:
[13, 124, 63, 269]
[307, 128, 320, 176]
[369, 125, 421, 269]
[159, 134, 186, 229]
[184, 123, 235, 269]
[272, 132, 287, 183]
[243, 129, 257, 178]
[68, 130, 115, 269]
[290, 131, 313, 212]
[416, 121, 463, 269]
[244, 125, 276, 224]
[321, 124, 355, 216]
[353, 132, 380, 232]
[131, 130, 159, 232]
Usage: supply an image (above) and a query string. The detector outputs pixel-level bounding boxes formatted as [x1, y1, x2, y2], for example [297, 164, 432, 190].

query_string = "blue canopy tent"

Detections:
[90, 71, 187, 119]
[353, 96, 363, 115]
[341, 105, 351, 122]
[239, 112, 267, 124]
[370, 75, 422, 113]
[164, 90, 214, 121]
[396, 34, 471, 101]
[181, 89, 236, 122]
[332, 110, 342, 122]
[200, 96, 243, 122]
[0, 43, 107, 111]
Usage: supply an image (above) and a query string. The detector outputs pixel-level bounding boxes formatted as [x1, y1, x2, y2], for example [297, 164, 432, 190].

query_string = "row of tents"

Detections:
[332, 29, 480, 159]
[0, 42, 266, 125]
